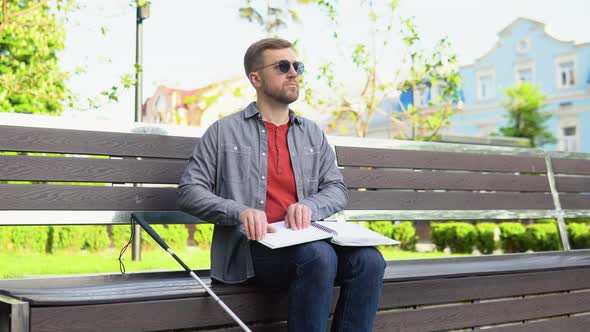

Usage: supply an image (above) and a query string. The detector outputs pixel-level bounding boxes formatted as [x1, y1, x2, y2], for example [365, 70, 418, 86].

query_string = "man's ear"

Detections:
[249, 72, 262, 88]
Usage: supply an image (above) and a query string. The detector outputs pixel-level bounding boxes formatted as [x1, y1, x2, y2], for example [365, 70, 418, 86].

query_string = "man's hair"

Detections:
[244, 38, 293, 76]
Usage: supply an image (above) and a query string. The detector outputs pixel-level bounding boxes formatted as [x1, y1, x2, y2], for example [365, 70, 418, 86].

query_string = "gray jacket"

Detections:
[177, 102, 348, 283]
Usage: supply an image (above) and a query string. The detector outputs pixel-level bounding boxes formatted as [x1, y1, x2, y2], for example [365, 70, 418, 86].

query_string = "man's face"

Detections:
[252, 48, 300, 105]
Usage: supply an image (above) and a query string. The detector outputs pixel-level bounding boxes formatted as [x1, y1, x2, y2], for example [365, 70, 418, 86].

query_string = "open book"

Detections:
[257, 221, 400, 249]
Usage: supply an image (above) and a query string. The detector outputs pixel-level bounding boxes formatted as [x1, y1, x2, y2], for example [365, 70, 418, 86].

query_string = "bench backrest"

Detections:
[2, 125, 589, 236]
[0, 125, 198, 225]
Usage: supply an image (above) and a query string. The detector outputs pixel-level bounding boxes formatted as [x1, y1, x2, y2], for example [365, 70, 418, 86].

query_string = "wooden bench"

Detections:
[1, 124, 590, 332]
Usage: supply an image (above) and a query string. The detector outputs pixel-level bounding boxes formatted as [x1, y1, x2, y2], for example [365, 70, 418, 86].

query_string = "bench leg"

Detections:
[0, 295, 29, 332]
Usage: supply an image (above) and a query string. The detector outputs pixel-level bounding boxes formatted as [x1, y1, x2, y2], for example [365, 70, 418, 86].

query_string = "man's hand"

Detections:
[239, 208, 276, 240]
[285, 203, 312, 230]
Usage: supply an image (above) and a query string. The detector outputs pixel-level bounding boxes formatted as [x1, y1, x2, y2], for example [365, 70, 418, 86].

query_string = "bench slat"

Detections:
[552, 158, 590, 175]
[342, 168, 550, 192]
[0, 184, 177, 210]
[555, 175, 590, 192]
[380, 268, 590, 308]
[373, 291, 590, 331]
[347, 191, 554, 210]
[0, 125, 196, 159]
[561, 193, 590, 209]
[483, 314, 590, 332]
[0, 155, 186, 184]
[336, 146, 547, 173]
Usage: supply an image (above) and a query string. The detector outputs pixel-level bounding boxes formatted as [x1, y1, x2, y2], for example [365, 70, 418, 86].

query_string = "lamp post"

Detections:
[134, 2, 150, 122]
[132, 1, 150, 262]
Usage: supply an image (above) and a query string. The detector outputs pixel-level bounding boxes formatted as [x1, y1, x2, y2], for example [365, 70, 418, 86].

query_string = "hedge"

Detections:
[475, 223, 496, 254]
[525, 224, 560, 251]
[568, 223, 590, 249]
[498, 222, 528, 253]
[194, 224, 215, 248]
[431, 222, 477, 254]
[391, 221, 418, 251]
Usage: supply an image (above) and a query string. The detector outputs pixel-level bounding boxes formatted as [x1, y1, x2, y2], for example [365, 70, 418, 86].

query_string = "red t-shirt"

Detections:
[263, 121, 298, 223]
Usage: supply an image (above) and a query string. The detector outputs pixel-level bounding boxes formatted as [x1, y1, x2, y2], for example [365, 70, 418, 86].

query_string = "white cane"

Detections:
[132, 213, 252, 332]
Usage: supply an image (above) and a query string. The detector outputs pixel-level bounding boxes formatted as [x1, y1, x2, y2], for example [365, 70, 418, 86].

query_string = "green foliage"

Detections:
[0, 226, 13, 252]
[394, 22, 462, 141]
[141, 224, 188, 250]
[525, 224, 560, 251]
[8, 226, 49, 253]
[366, 221, 394, 238]
[391, 221, 418, 251]
[0, 0, 71, 114]
[534, 218, 556, 225]
[431, 222, 476, 253]
[567, 223, 590, 249]
[162, 224, 189, 249]
[194, 224, 214, 249]
[48, 226, 85, 252]
[498, 222, 528, 253]
[498, 83, 556, 148]
[112, 224, 132, 249]
[431, 222, 449, 251]
[475, 223, 496, 254]
[81, 226, 111, 252]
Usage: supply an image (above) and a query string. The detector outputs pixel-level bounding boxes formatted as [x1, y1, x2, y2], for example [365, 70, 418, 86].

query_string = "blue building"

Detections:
[450, 18, 590, 151]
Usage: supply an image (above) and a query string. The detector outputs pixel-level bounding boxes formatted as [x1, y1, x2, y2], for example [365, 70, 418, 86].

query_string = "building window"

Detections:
[516, 38, 530, 54]
[516, 67, 533, 83]
[555, 55, 576, 88]
[561, 126, 578, 152]
[477, 68, 495, 101]
[415, 86, 430, 107]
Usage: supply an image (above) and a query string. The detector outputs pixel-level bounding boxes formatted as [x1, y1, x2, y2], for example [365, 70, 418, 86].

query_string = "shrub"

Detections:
[367, 221, 394, 238]
[48, 226, 85, 252]
[161, 224, 189, 249]
[499, 222, 527, 253]
[475, 223, 496, 254]
[194, 224, 214, 249]
[11, 226, 49, 253]
[448, 222, 477, 254]
[0, 226, 11, 252]
[141, 224, 165, 251]
[431, 223, 451, 252]
[81, 226, 111, 252]
[534, 218, 556, 225]
[525, 224, 560, 251]
[567, 223, 590, 249]
[112, 224, 132, 249]
[431, 222, 476, 253]
[391, 221, 418, 251]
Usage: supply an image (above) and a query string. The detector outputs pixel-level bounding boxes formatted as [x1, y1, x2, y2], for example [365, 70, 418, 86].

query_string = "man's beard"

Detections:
[262, 82, 299, 105]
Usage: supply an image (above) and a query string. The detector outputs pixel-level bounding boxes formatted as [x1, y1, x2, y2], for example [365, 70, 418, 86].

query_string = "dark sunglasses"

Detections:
[255, 60, 305, 75]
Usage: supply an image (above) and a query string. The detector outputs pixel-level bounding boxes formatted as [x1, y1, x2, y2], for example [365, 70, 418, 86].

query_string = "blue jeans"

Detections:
[250, 240, 386, 332]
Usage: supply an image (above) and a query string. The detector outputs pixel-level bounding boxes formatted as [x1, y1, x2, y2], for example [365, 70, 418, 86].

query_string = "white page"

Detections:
[315, 221, 400, 246]
[257, 221, 333, 249]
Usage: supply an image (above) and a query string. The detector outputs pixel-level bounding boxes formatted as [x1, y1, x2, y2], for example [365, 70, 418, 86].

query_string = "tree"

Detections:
[0, 0, 74, 115]
[392, 18, 462, 141]
[498, 83, 556, 148]
[305, 1, 462, 139]
[238, 0, 332, 35]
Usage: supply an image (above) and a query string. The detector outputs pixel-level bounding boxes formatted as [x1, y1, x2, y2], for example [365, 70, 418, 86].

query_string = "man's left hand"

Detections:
[285, 203, 311, 230]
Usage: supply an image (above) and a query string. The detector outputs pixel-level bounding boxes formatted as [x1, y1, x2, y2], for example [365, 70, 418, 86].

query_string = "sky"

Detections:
[59, 0, 590, 123]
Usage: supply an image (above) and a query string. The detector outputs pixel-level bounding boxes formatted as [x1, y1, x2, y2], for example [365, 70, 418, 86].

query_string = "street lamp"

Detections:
[134, 2, 150, 122]
[132, 2, 150, 262]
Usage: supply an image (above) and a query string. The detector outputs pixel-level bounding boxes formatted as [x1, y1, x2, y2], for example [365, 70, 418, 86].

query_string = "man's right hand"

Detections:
[239, 208, 276, 241]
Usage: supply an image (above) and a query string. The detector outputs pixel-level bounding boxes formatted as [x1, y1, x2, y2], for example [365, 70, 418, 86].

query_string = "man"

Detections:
[177, 38, 385, 332]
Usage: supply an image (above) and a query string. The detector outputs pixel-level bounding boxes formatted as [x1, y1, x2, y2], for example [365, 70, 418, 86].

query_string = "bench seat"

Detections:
[1, 250, 589, 331]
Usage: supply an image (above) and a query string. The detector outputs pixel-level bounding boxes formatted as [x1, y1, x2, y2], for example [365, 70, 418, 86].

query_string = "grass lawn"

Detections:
[0, 247, 466, 279]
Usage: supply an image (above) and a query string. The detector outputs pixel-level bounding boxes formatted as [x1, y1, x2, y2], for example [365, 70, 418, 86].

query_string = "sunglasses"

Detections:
[255, 60, 305, 75]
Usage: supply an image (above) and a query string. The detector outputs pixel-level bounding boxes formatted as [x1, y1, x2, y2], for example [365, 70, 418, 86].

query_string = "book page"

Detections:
[315, 221, 400, 247]
[257, 221, 333, 249]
